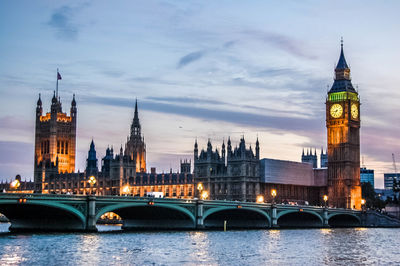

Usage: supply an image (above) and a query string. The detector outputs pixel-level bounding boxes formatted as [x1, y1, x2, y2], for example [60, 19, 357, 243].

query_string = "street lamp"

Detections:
[323, 195, 328, 208]
[10, 179, 21, 190]
[271, 189, 277, 204]
[88, 176, 96, 195]
[197, 182, 203, 198]
[88, 176, 96, 185]
[122, 184, 130, 195]
[361, 198, 366, 211]
[201, 190, 209, 200]
[256, 195, 264, 203]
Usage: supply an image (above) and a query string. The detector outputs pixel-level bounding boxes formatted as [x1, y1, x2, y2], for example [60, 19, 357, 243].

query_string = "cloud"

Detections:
[177, 51, 206, 68]
[242, 30, 316, 60]
[82, 95, 321, 134]
[47, 6, 81, 40]
[0, 141, 33, 180]
[147, 96, 223, 105]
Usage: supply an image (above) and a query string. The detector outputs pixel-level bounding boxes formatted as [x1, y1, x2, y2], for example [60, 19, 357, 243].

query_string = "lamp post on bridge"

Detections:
[88, 176, 96, 195]
[271, 189, 277, 205]
[270, 189, 278, 228]
[323, 195, 329, 227]
[361, 198, 366, 212]
[323, 195, 328, 208]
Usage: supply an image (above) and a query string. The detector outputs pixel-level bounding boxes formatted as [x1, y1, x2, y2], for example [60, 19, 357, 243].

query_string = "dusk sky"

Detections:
[1, 1, 400, 188]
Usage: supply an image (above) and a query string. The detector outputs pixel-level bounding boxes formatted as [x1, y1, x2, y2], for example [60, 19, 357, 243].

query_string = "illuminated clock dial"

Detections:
[351, 103, 358, 119]
[330, 104, 343, 118]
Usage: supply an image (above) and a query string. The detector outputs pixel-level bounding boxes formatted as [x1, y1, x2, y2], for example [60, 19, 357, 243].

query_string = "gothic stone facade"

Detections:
[193, 137, 261, 202]
[33, 92, 76, 193]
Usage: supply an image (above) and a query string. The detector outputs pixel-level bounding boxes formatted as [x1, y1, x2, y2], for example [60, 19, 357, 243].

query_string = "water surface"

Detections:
[0, 223, 398, 265]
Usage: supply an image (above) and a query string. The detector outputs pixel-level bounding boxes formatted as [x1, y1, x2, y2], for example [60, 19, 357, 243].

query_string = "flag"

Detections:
[57, 72, 62, 80]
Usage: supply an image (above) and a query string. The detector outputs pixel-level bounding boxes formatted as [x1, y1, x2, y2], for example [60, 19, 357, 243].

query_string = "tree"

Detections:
[361, 182, 385, 209]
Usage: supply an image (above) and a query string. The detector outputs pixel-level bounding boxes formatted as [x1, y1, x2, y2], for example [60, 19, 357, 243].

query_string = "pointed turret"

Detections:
[86, 139, 98, 176]
[194, 138, 199, 160]
[330, 39, 356, 93]
[336, 38, 349, 70]
[71, 94, 76, 107]
[37, 93, 42, 106]
[222, 139, 226, 159]
[255, 137, 260, 160]
[36, 93, 43, 117]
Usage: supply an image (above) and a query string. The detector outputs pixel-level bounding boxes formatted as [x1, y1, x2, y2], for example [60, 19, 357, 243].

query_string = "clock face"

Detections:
[351, 103, 358, 119]
[330, 104, 343, 118]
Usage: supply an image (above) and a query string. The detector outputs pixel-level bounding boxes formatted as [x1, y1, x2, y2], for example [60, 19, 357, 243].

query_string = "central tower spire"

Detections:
[131, 99, 141, 136]
[125, 99, 146, 172]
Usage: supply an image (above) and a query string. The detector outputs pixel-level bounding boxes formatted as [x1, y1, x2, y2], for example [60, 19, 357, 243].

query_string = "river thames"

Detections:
[0, 224, 398, 265]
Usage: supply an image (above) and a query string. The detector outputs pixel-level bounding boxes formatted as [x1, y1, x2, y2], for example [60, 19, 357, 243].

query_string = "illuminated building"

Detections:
[1, 44, 363, 208]
[326, 41, 361, 209]
[33, 92, 77, 193]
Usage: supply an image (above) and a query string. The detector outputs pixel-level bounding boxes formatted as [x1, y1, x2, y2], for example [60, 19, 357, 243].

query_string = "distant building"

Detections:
[320, 148, 328, 168]
[360, 167, 374, 187]
[301, 148, 328, 168]
[260, 158, 326, 204]
[384, 173, 399, 190]
[301, 148, 317, 168]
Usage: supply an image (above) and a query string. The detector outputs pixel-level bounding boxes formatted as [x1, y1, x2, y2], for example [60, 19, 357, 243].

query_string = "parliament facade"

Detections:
[2, 43, 362, 209]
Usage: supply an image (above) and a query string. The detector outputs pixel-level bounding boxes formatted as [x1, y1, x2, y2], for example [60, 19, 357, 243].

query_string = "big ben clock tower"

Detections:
[326, 40, 361, 209]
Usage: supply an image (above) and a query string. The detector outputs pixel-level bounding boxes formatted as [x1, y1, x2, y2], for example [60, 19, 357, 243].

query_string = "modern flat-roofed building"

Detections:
[360, 167, 374, 187]
[384, 173, 399, 190]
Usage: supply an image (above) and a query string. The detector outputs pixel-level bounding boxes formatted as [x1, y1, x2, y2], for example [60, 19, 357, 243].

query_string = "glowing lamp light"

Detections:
[122, 185, 130, 194]
[323, 195, 328, 202]
[88, 176, 96, 185]
[18, 198, 27, 204]
[197, 183, 203, 191]
[361, 199, 366, 205]
[10, 179, 20, 189]
[256, 195, 264, 203]
[271, 189, 277, 197]
[201, 190, 208, 200]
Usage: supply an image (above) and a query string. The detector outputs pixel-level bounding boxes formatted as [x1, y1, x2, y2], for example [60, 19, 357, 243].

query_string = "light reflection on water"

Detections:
[0, 223, 399, 265]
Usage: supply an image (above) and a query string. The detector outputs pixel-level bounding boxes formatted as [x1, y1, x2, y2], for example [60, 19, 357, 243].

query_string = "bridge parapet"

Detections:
[0, 194, 376, 231]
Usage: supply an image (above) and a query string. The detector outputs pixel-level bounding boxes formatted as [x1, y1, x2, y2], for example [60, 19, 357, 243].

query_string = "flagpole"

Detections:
[56, 68, 59, 98]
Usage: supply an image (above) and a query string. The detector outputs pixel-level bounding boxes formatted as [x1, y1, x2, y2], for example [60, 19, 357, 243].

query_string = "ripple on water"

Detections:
[0, 226, 399, 265]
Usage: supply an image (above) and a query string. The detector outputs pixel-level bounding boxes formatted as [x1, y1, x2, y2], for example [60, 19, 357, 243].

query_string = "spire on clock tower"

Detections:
[330, 39, 356, 93]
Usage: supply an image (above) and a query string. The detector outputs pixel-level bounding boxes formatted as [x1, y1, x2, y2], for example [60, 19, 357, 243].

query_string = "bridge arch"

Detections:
[95, 202, 196, 230]
[0, 200, 86, 231]
[328, 213, 361, 227]
[203, 206, 271, 229]
[277, 209, 323, 228]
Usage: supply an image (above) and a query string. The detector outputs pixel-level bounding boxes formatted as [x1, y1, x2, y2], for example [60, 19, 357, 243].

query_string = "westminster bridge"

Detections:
[0, 193, 398, 232]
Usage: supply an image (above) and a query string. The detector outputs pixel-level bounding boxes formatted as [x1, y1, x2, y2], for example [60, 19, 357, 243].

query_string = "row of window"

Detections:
[40, 140, 50, 154]
[40, 140, 69, 155]
[57, 140, 69, 154]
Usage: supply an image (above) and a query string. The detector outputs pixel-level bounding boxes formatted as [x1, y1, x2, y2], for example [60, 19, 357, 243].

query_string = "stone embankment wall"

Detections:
[364, 211, 400, 227]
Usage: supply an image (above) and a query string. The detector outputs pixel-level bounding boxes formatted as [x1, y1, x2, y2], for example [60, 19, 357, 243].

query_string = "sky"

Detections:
[1, 1, 400, 188]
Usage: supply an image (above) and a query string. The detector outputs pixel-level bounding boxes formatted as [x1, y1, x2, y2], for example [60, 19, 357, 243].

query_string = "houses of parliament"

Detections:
[1, 43, 362, 209]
